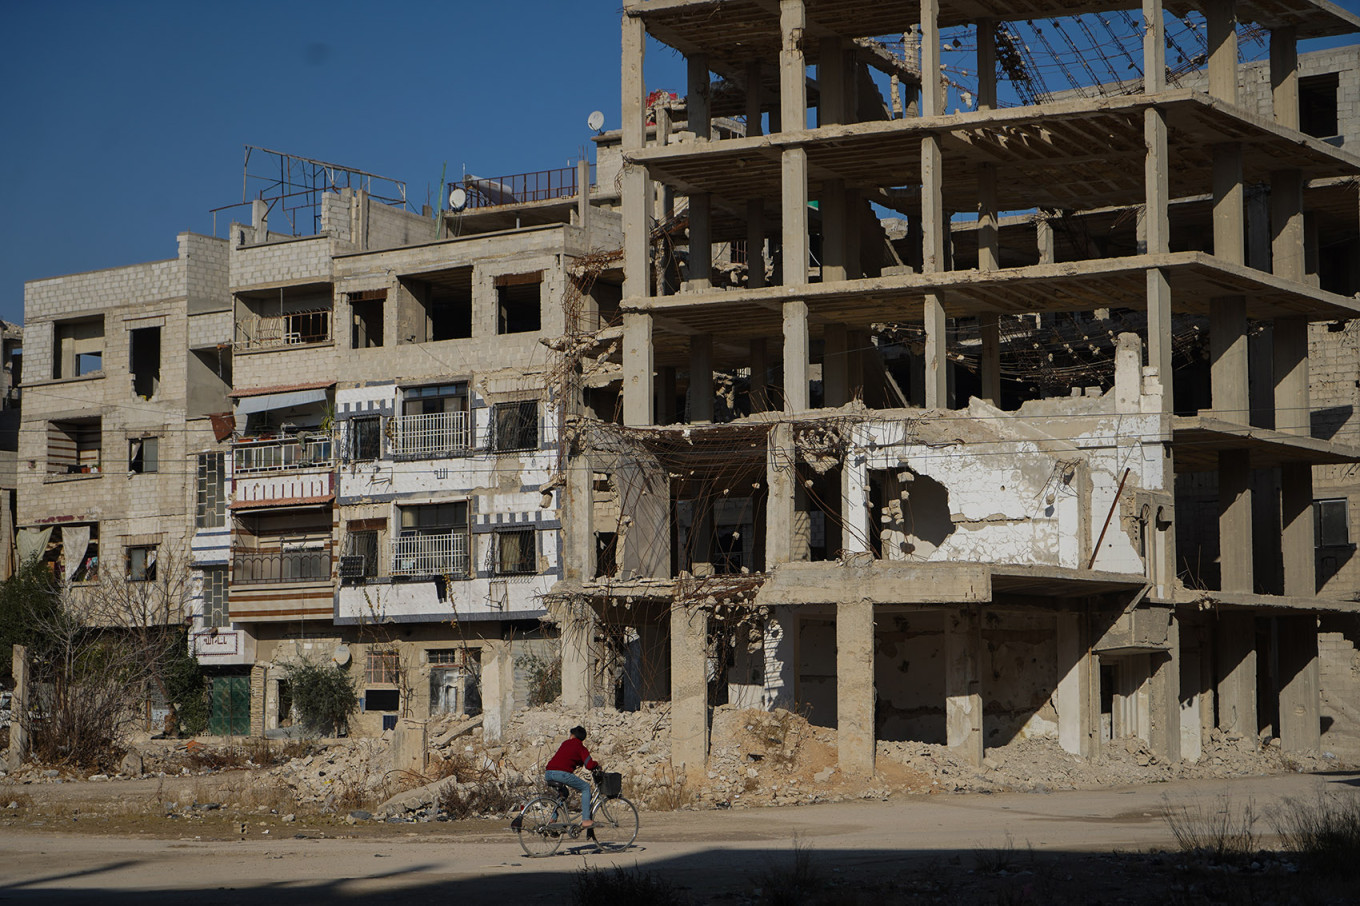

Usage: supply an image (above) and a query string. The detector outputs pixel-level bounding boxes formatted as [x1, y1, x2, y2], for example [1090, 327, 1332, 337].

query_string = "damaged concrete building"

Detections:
[547, 0, 1360, 778]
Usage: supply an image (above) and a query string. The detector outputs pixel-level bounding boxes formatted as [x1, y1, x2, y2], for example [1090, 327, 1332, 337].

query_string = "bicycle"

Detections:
[511, 768, 639, 858]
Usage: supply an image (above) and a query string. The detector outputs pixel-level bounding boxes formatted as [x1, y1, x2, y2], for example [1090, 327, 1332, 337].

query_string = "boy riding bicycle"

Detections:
[544, 725, 600, 828]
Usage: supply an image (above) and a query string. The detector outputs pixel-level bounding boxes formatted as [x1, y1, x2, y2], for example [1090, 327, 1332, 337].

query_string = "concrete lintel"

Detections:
[755, 561, 989, 606]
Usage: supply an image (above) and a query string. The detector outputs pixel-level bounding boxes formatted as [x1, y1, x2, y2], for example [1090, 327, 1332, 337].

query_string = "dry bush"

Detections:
[439, 779, 524, 819]
[640, 762, 692, 811]
[1269, 790, 1360, 872]
[749, 837, 823, 906]
[187, 745, 250, 770]
[571, 864, 688, 906]
[213, 775, 296, 813]
[0, 788, 33, 811]
[1162, 794, 1258, 862]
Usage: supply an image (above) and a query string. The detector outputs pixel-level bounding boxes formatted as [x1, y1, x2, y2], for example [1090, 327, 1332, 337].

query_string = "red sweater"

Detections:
[545, 736, 598, 774]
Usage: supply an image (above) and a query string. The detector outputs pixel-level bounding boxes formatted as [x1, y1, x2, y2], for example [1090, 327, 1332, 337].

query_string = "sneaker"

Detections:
[580, 820, 594, 828]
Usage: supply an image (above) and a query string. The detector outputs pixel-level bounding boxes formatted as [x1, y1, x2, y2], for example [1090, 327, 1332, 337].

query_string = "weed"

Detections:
[571, 863, 688, 906]
[1269, 789, 1360, 872]
[974, 830, 1029, 874]
[1162, 793, 1258, 862]
[0, 788, 32, 811]
[750, 836, 822, 906]
[641, 762, 692, 811]
[439, 780, 524, 819]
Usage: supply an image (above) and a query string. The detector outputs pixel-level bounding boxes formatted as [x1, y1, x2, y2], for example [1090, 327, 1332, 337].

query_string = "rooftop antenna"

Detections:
[587, 110, 606, 134]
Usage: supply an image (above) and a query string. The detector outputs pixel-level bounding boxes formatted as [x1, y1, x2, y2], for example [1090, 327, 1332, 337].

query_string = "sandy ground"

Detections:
[1, 770, 1357, 903]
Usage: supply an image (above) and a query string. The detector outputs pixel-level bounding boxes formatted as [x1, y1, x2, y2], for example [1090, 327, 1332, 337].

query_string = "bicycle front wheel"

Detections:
[590, 796, 639, 853]
[516, 796, 565, 858]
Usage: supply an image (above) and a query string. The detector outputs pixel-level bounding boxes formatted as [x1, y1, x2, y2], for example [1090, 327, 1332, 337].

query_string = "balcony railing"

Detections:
[233, 436, 333, 474]
[391, 531, 469, 579]
[463, 166, 593, 209]
[231, 547, 332, 585]
[237, 309, 333, 350]
[391, 411, 470, 457]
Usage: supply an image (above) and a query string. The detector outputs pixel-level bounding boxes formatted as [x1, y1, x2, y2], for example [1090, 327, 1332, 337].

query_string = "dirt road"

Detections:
[0, 770, 1355, 903]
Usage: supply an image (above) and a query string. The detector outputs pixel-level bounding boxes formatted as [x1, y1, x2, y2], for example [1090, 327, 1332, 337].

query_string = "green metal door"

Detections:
[208, 675, 251, 736]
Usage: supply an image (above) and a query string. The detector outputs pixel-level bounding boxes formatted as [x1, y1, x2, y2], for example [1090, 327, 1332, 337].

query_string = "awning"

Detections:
[236, 388, 328, 417]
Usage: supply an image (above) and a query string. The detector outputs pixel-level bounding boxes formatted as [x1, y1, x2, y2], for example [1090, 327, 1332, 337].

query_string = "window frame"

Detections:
[365, 648, 400, 686]
[493, 528, 537, 576]
[491, 400, 538, 453]
[127, 544, 158, 582]
[1315, 498, 1351, 548]
[129, 436, 159, 474]
[343, 415, 382, 462]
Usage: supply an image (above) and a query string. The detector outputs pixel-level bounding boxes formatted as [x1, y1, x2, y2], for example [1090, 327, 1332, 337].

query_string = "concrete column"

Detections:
[1278, 615, 1321, 753]
[921, 0, 942, 118]
[766, 608, 797, 710]
[745, 60, 764, 137]
[1145, 104, 1173, 399]
[847, 329, 867, 401]
[783, 300, 810, 411]
[1271, 27, 1299, 128]
[621, 16, 649, 307]
[1056, 615, 1097, 758]
[6, 645, 27, 771]
[924, 295, 948, 408]
[820, 36, 847, 125]
[766, 422, 796, 566]
[1206, 0, 1239, 104]
[576, 158, 591, 233]
[563, 453, 594, 583]
[670, 606, 709, 775]
[252, 198, 269, 239]
[749, 337, 769, 412]
[780, 1, 807, 131]
[978, 163, 998, 271]
[1216, 613, 1258, 738]
[842, 455, 870, 555]
[1142, 0, 1166, 93]
[623, 312, 654, 426]
[823, 323, 849, 406]
[392, 718, 428, 775]
[561, 605, 594, 709]
[1218, 448, 1253, 591]
[1272, 170, 1305, 283]
[977, 18, 996, 109]
[747, 199, 766, 289]
[1148, 615, 1182, 762]
[1036, 217, 1055, 264]
[782, 148, 809, 287]
[1280, 463, 1315, 596]
[979, 314, 1001, 405]
[836, 600, 876, 776]
[945, 606, 984, 765]
[481, 639, 515, 743]
[688, 193, 712, 290]
[688, 334, 714, 422]
[1180, 625, 1205, 761]
[688, 53, 711, 141]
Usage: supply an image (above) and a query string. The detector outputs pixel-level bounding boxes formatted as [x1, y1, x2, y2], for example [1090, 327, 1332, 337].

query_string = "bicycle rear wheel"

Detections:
[590, 796, 639, 853]
[516, 796, 565, 858]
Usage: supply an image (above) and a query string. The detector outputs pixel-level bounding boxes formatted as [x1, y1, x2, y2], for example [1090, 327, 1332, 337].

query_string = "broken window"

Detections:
[595, 532, 618, 579]
[129, 437, 159, 474]
[349, 290, 385, 348]
[47, 417, 101, 476]
[1315, 498, 1350, 548]
[196, 452, 226, 528]
[1300, 73, 1339, 139]
[127, 545, 158, 582]
[53, 316, 103, 379]
[130, 326, 161, 398]
[342, 416, 382, 461]
[492, 400, 538, 452]
[203, 565, 228, 628]
[496, 272, 542, 334]
[494, 529, 536, 575]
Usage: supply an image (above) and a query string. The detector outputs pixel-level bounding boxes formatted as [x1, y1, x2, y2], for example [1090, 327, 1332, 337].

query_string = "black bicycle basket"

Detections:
[599, 771, 623, 799]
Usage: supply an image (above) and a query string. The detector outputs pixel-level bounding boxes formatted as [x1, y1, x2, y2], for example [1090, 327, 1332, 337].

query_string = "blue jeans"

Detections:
[546, 769, 591, 822]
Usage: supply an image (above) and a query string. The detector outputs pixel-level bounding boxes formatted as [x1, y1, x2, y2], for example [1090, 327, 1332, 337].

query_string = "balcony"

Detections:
[231, 547, 332, 585]
[391, 411, 470, 457]
[391, 532, 470, 579]
[463, 166, 592, 209]
[233, 435, 333, 474]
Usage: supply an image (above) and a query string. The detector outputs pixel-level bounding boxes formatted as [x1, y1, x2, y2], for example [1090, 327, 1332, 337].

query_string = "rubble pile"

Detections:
[268, 739, 390, 811]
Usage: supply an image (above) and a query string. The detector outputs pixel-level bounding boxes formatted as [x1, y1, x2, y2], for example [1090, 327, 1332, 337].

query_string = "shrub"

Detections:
[286, 659, 357, 737]
[515, 650, 561, 706]
[1270, 790, 1360, 872]
[439, 780, 523, 819]
[1162, 794, 1258, 862]
[571, 864, 687, 906]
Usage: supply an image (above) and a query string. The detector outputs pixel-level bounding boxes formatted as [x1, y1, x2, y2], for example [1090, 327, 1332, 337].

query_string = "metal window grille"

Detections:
[196, 453, 226, 528]
[342, 416, 382, 461]
[492, 401, 538, 452]
[366, 649, 400, 685]
[495, 529, 536, 575]
[391, 531, 470, 578]
[391, 411, 470, 456]
[203, 565, 229, 628]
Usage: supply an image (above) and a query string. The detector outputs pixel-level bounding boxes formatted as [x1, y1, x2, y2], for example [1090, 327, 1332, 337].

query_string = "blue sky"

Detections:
[2, 2, 1358, 326]
[0, 1, 685, 323]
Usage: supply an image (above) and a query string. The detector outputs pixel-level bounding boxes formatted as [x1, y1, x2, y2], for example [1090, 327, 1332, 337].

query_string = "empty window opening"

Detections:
[364, 689, 400, 712]
[1315, 498, 1350, 548]
[349, 290, 385, 348]
[343, 416, 382, 461]
[129, 436, 159, 473]
[47, 417, 101, 475]
[130, 326, 161, 398]
[53, 316, 103, 379]
[127, 545, 158, 582]
[492, 400, 538, 452]
[496, 273, 542, 334]
[45, 523, 100, 583]
[196, 452, 226, 528]
[796, 463, 843, 562]
[595, 532, 618, 578]
[1300, 73, 1339, 139]
[494, 529, 536, 575]
[399, 270, 472, 343]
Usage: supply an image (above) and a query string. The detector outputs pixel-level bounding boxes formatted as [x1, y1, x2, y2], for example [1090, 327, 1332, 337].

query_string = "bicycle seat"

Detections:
[547, 781, 572, 799]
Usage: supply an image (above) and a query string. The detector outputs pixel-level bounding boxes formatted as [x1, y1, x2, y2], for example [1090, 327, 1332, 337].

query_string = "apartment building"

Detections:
[541, 0, 1360, 778]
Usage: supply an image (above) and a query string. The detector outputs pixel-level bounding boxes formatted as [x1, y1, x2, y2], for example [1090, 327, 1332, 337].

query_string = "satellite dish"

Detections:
[332, 644, 351, 667]
[447, 185, 468, 212]
[587, 110, 606, 133]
